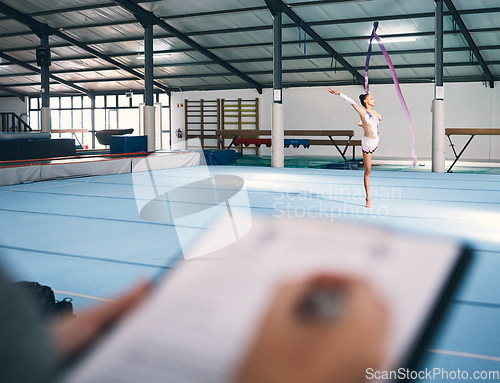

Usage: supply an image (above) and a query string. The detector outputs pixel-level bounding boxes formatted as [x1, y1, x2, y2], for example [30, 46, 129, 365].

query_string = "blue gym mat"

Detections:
[1, 165, 499, 377]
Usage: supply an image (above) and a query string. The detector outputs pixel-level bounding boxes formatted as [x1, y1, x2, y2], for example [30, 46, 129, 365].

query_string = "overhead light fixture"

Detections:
[136, 53, 171, 60]
[376, 36, 418, 44]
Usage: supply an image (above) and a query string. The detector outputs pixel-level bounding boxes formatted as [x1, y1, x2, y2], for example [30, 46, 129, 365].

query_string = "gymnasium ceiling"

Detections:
[0, 0, 499, 98]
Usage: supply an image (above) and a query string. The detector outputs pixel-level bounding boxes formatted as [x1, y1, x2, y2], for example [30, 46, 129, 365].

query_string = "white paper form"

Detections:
[63, 215, 465, 383]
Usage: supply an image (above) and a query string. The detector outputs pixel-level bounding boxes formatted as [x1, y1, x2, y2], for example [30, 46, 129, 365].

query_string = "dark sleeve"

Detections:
[0, 267, 58, 383]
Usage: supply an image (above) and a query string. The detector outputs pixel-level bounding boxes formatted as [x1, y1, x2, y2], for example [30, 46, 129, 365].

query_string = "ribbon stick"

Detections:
[365, 22, 417, 167]
[364, 25, 376, 93]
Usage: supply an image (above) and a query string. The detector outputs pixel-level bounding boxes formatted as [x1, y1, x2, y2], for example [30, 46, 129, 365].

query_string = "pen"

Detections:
[296, 286, 344, 321]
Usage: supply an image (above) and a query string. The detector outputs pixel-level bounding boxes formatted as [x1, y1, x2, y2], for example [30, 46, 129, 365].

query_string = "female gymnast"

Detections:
[327, 89, 381, 208]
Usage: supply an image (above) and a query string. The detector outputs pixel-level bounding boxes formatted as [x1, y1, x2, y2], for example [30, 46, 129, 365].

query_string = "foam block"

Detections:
[110, 135, 148, 154]
[203, 149, 236, 165]
[0, 138, 76, 161]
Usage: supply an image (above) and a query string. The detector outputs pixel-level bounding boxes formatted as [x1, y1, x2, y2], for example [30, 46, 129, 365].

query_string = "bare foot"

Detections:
[366, 198, 371, 208]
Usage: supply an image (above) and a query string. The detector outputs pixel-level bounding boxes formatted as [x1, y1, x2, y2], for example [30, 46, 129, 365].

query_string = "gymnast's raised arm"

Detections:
[327, 88, 366, 118]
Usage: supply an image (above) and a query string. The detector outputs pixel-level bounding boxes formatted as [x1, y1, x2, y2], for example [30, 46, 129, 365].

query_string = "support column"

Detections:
[38, 33, 51, 133]
[143, 14, 155, 152]
[155, 101, 162, 150]
[432, 0, 445, 172]
[90, 93, 96, 149]
[40, 107, 51, 134]
[144, 105, 155, 152]
[270, 1, 284, 168]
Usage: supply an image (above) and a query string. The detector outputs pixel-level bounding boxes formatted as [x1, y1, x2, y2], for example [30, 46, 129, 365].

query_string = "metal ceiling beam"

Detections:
[119, 3, 156, 106]
[0, 3, 91, 99]
[0, 2, 498, 92]
[443, 0, 494, 88]
[3, 5, 500, 40]
[277, 0, 364, 85]
[169, 73, 492, 92]
[4, 25, 500, 59]
[0, 1, 49, 38]
[159, 1, 370, 21]
[4, 0, 497, 25]
[111, 0, 263, 94]
[1, 6, 500, 41]
[0, 0, 163, 21]
[8, 73, 494, 96]
[6, 41, 500, 78]
[51, 29, 172, 94]
[0, 51, 90, 95]
[13, 6, 500, 38]
[0, 1, 362, 24]
[0, 1, 171, 95]
[10, 58, 500, 87]
[3, 12, 500, 52]
[0, 84, 26, 101]
[0, 4, 53, 108]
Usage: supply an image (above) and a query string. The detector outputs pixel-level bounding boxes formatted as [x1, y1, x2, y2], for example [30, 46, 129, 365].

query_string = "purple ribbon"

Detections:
[365, 22, 417, 167]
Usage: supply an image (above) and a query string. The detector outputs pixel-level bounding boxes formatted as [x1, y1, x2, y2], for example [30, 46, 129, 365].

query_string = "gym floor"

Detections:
[1, 163, 499, 377]
[235, 154, 500, 174]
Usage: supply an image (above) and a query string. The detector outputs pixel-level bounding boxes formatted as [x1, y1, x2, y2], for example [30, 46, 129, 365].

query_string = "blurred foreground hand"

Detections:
[233, 274, 387, 383]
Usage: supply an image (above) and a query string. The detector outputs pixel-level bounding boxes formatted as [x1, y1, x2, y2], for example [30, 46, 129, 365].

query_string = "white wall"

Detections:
[172, 81, 499, 161]
[0, 97, 28, 119]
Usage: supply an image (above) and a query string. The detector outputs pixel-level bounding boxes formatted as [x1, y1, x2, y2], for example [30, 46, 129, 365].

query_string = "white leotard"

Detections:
[337, 93, 380, 154]
[361, 110, 379, 154]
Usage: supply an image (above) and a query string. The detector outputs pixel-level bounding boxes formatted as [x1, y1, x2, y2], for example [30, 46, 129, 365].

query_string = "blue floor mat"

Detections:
[1, 164, 499, 372]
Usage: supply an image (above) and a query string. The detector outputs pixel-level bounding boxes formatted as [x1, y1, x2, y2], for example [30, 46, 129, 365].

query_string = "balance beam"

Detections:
[445, 128, 500, 172]
[51, 129, 90, 148]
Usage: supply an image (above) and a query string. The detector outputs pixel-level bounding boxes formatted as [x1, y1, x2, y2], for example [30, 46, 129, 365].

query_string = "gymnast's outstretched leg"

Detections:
[363, 151, 372, 208]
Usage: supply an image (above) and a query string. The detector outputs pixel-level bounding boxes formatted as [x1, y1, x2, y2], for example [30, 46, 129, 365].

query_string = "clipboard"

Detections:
[62, 215, 470, 383]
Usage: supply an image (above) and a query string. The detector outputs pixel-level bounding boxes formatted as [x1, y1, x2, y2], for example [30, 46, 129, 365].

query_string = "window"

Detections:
[30, 98, 39, 110]
[132, 94, 143, 107]
[50, 97, 59, 109]
[107, 109, 118, 130]
[73, 96, 82, 109]
[157, 93, 169, 106]
[61, 97, 72, 109]
[28, 92, 171, 149]
[118, 109, 138, 130]
[51, 109, 60, 130]
[30, 111, 40, 131]
[83, 96, 92, 108]
[118, 94, 130, 108]
[95, 95, 105, 108]
[60, 110, 72, 130]
[95, 109, 106, 131]
[106, 95, 116, 108]
[73, 110, 82, 130]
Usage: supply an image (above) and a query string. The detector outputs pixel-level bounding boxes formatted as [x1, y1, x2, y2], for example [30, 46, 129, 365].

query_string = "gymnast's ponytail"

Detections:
[359, 94, 369, 108]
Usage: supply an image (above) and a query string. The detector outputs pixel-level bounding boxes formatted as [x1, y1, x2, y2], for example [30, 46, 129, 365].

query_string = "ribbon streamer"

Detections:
[365, 22, 417, 167]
